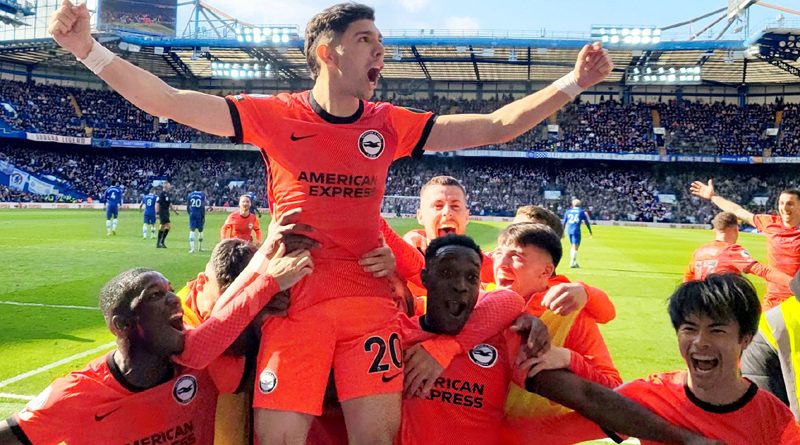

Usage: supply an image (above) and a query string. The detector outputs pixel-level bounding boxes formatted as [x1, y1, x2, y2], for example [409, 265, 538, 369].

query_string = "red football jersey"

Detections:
[684, 240, 757, 281]
[753, 214, 800, 308]
[506, 371, 800, 445]
[220, 211, 261, 243]
[226, 91, 434, 309]
[10, 352, 240, 445]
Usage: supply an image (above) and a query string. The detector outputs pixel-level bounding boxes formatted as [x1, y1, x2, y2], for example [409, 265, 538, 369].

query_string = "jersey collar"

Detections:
[308, 90, 364, 124]
[683, 380, 758, 414]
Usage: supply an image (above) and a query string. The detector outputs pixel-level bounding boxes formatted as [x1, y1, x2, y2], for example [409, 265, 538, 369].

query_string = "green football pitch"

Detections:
[0, 209, 770, 419]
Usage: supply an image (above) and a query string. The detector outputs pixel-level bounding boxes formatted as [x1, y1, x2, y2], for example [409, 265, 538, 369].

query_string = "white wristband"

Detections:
[553, 71, 585, 100]
[77, 40, 116, 75]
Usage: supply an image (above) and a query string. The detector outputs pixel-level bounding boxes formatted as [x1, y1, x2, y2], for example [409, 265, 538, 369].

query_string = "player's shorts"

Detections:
[189, 215, 205, 231]
[143, 213, 156, 225]
[106, 206, 118, 219]
[568, 233, 581, 245]
[158, 212, 170, 225]
[254, 296, 402, 415]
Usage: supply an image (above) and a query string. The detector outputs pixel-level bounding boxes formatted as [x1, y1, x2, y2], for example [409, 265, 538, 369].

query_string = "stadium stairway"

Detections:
[775, 109, 784, 127]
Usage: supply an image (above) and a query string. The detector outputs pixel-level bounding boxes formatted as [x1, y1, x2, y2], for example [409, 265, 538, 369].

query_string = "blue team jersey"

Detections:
[187, 191, 206, 216]
[563, 207, 591, 235]
[142, 194, 157, 215]
[247, 192, 258, 208]
[104, 186, 122, 208]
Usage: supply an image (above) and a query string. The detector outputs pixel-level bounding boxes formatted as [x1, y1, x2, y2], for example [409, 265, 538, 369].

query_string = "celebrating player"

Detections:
[139, 188, 157, 239]
[690, 180, 800, 309]
[187, 189, 207, 253]
[103, 181, 122, 236]
[563, 198, 593, 268]
[492, 223, 621, 421]
[220, 194, 262, 244]
[510, 274, 800, 444]
[0, 239, 312, 445]
[683, 211, 792, 287]
[49, 1, 613, 441]
[403, 176, 470, 252]
[156, 181, 179, 249]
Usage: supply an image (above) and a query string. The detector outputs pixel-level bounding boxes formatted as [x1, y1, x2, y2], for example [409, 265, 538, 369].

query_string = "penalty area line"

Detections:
[0, 341, 115, 389]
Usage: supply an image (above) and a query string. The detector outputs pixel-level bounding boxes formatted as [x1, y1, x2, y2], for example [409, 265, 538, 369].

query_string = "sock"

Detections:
[163, 228, 170, 244]
[157, 230, 165, 246]
[143, 224, 148, 239]
[112, 219, 118, 232]
[151, 226, 156, 238]
[198, 233, 203, 250]
[571, 248, 578, 264]
[189, 232, 195, 250]
[106, 220, 111, 234]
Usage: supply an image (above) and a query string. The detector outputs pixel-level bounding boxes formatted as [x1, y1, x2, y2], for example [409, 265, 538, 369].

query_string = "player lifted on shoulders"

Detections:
[139, 188, 157, 239]
[563, 198, 593, 268]
[103, 181, 122, 236]
[691, 179, 800, 309]
[684, 211, 792, 288]
[187, 189, 207, 253]
[49, 2, 612, 442]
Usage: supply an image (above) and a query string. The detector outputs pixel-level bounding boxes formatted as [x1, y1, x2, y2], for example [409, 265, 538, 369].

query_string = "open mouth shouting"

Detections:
[169, 312, 185, 333]
[367, 65, 382, 88]
[689, 353, 719, 375]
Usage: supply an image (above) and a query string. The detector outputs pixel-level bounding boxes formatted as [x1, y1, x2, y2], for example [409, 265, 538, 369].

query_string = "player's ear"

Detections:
[316, 39, 336, 69]
[110, 314, 132, 334]
[543, 263, 555, 279]
[416, 208, 424, 225]
[739, 333, 754, 352]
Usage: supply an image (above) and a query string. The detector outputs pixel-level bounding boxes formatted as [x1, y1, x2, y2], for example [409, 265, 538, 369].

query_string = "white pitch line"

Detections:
[0, 392, 34, 401]
[0, 341, 115, 388]
[0, 301, 98, 311]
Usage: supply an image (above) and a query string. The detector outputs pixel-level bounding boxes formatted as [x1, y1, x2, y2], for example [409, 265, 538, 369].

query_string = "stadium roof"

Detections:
[0, 29, 799, 85]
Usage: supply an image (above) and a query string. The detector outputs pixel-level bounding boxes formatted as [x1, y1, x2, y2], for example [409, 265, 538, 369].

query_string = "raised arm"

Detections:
[49, 0, 233, 137]
[423, 43, 612, 152]
[689, 179, 755, 226]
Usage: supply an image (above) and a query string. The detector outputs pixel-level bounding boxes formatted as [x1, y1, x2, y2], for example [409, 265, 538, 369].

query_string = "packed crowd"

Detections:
[4, 143, 797, 224]
[0, 145, 266, 207]
[2, 79, 799, 155]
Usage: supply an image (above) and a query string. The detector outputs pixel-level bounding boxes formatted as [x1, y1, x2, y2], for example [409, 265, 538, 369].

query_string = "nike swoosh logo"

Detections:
[94, 407, 122, 422]
[381, 372, 402, 383]
[290, 133, 316, 141]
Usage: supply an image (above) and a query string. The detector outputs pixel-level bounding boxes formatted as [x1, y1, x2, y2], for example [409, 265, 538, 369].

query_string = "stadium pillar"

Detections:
[622, 86, 632, 106]
[738, 84, 748, 108]
[25, 65, 33, 84]
[428, 81, 434, 101]
[675, 87, 684, 105]
[476, 82, 483, 102]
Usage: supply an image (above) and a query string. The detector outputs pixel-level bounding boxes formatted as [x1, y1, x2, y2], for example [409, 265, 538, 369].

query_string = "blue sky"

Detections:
[181, 0, 790, 40]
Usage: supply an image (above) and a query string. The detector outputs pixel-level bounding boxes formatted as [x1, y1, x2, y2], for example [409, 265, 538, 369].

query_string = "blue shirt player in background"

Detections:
[103, 182, 122, 236]
[187, 190, 206, 253]
[247, 190, 262, 218]
[139, 189, 157, 239]
[563, 198, 593, 268]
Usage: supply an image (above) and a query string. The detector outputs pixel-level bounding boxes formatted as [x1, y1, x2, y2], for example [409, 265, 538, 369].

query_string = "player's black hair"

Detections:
[98, 268, 156, 326]
[515, 205, 564, 238]
[305, 3, 375, 79]
[780, 189, 800, 201]
[498, 223, 562, 268]
[668, 273, 761, 340]
[211, 239, 258, 291]
[425, 234, 482, 267]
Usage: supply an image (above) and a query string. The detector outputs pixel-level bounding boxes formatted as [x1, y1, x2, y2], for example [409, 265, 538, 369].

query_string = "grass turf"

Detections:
[0, 209, 769, 420]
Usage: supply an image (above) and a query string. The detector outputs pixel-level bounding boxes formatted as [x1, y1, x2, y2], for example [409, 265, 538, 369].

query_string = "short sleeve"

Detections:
[388, 106, 436, 160]
[225, 94, 278, 146]
[11, 378, 83, 444]
[753, 214, 773, 232]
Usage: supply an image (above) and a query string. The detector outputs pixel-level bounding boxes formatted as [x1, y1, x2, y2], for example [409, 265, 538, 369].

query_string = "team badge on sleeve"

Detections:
[259, 369, 278, 394]
[172, 375, 198, 405]
[358, 130, 385, 159]
[468, 344, 498, 368]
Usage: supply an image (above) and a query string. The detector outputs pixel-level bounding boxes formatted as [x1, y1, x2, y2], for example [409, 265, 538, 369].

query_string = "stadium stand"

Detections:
[0, 78, 795, 156]
[3, 143, 798, 224]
